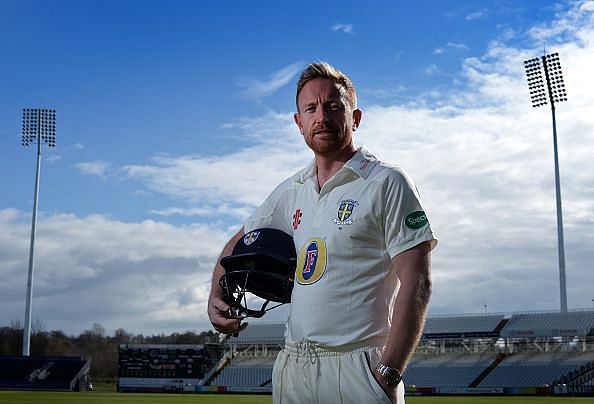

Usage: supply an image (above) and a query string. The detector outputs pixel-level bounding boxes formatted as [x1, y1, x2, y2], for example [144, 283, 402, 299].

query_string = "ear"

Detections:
[352, 109, 362, 130]
[294, 112, 304, 135]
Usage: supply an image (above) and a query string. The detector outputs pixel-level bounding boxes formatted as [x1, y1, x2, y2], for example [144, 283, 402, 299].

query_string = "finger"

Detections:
[215, 318, 249, 335]
[213, 316, 242, 333]
[228, 320, 248, 336]
[213, 314, 240, 327]
[213, 299, 230, 312]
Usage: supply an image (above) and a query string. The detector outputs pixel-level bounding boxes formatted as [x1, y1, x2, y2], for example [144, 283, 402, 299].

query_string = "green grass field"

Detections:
[1, 392, 593, 404]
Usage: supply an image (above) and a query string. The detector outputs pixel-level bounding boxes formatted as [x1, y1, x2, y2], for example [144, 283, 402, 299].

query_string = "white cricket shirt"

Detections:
[244, 146, 437, 348]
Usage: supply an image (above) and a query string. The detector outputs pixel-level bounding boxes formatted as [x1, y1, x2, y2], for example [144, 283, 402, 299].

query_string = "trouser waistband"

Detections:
[282, 337, 386, 358]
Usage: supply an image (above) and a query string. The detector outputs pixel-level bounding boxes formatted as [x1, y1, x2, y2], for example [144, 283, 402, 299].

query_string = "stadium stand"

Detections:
[0, 355, 91, 391]
[212, 356, 275, 388]
[204, 310, 594, 396]
[423, 314, 504, 334]
[405, 352, 497, 388]
[232, 323, 285, 346]
[479, 351, 594, 388]
[500, 311, 594, 338]
[207, 329, 280, 391]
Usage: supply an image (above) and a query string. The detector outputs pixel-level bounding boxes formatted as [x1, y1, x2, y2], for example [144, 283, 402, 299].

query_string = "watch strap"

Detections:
[375, 363, 402, 385]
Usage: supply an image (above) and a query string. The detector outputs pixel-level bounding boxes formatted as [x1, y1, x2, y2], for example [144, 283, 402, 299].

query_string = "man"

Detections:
[208, 62, 437, 403]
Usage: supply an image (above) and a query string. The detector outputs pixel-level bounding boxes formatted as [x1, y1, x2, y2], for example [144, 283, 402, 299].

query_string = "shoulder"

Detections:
[369, 160, 415, 188]
[267, 176, 295, 201]
[356, 147, 413, 186]
[265, 164, 311, 202]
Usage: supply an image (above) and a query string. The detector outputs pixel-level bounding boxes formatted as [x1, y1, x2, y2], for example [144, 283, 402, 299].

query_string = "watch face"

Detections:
[385, 368, 401, 385]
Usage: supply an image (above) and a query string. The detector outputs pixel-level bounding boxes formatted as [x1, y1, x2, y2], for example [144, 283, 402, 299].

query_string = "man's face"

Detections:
[294, 77, 361, 156]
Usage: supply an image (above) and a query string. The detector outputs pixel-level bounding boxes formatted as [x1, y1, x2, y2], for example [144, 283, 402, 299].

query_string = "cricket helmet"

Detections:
[219, 228, 296, 318]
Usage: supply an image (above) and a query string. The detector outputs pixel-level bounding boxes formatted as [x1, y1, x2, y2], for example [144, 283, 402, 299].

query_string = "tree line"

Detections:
[0, 321, 217, 381]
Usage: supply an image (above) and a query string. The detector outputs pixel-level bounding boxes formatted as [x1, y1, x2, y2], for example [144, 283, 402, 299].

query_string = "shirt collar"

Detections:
[343, 145, 378, 180]
[292, 146, 378, 184]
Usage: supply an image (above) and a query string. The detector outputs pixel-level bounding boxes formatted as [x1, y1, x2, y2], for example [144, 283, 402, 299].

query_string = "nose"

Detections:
[314, 106, 329, 123]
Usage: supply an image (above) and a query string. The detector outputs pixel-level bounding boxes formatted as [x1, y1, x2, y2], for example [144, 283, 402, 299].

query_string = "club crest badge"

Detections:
[332, 199, 359, 225]
[243, 231, 260, 245]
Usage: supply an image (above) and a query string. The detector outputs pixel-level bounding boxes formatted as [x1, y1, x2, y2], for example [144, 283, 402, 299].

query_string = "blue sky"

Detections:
[1, 0, 593, 336]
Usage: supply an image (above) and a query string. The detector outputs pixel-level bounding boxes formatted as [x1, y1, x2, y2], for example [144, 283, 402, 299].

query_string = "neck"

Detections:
[315, 144, 357, 190]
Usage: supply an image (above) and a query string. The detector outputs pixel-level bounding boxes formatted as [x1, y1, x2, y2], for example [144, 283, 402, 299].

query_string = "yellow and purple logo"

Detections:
[332, 199, 358, 225]
[296, 237, 327, 285]
[243, 231, 260, 245]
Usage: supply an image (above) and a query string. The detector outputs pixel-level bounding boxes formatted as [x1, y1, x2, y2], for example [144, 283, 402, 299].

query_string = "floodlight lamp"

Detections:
[21, 108, 57, 148]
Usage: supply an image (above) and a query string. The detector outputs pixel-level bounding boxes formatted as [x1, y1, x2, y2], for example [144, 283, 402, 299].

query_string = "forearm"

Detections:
[381, 242, 432, 372]
[209, 265, 226, 300]
[209, 228, 244, 300]
[382, 274, 431, 371]
[207, 228, 246, 334]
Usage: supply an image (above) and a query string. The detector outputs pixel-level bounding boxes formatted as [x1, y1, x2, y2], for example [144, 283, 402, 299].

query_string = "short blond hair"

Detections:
[296, 62, 357, 110]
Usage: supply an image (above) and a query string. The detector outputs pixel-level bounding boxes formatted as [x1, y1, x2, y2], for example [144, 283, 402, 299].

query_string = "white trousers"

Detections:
[272, 342, 405, 404]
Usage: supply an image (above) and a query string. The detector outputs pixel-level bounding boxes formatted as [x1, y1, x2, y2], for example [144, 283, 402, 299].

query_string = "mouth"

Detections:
[313, 128, 337, 136]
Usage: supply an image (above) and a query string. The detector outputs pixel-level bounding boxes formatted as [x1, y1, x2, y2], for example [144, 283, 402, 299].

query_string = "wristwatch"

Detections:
[375, 363, 402, 385]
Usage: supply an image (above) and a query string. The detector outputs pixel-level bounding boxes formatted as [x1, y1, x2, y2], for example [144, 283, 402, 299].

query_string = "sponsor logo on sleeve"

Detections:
[405, 211, 428, 229]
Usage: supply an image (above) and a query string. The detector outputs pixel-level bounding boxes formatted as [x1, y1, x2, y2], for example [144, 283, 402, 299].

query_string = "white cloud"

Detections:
[424, 64, 441, 75]
[362, 84, 407, 102]
[434, 42, 470, 54]
[0, 209, 231, 335]
[123, 112, 311, 210]
[466, 9, 488, 21]
[331, 23, 353, 34]
[527, 1, 594, 44]
[45, 154, 62, 163]
[150, 204, 253, 220]
[238, 61, 305, 99]
[75, 160, 111, 178]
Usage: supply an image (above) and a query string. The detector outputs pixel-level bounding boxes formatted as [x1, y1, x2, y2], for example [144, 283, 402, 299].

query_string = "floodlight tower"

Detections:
[21, 108, 56, 355]
[523, 53, 568, 312]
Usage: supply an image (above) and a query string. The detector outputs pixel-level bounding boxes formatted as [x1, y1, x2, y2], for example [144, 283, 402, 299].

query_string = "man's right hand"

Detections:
[208, 295, 248, 334]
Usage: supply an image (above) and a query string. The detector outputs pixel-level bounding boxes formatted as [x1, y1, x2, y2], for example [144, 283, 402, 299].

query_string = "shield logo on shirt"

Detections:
[338, 201, 354, 221]
[333, 199, 359, 225]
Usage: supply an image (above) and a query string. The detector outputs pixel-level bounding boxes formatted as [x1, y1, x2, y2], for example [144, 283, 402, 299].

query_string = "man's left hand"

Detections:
[373, 369, 397, 403]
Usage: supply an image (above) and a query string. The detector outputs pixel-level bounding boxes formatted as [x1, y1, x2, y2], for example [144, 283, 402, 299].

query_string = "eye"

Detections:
[304, 106, 315, 113]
